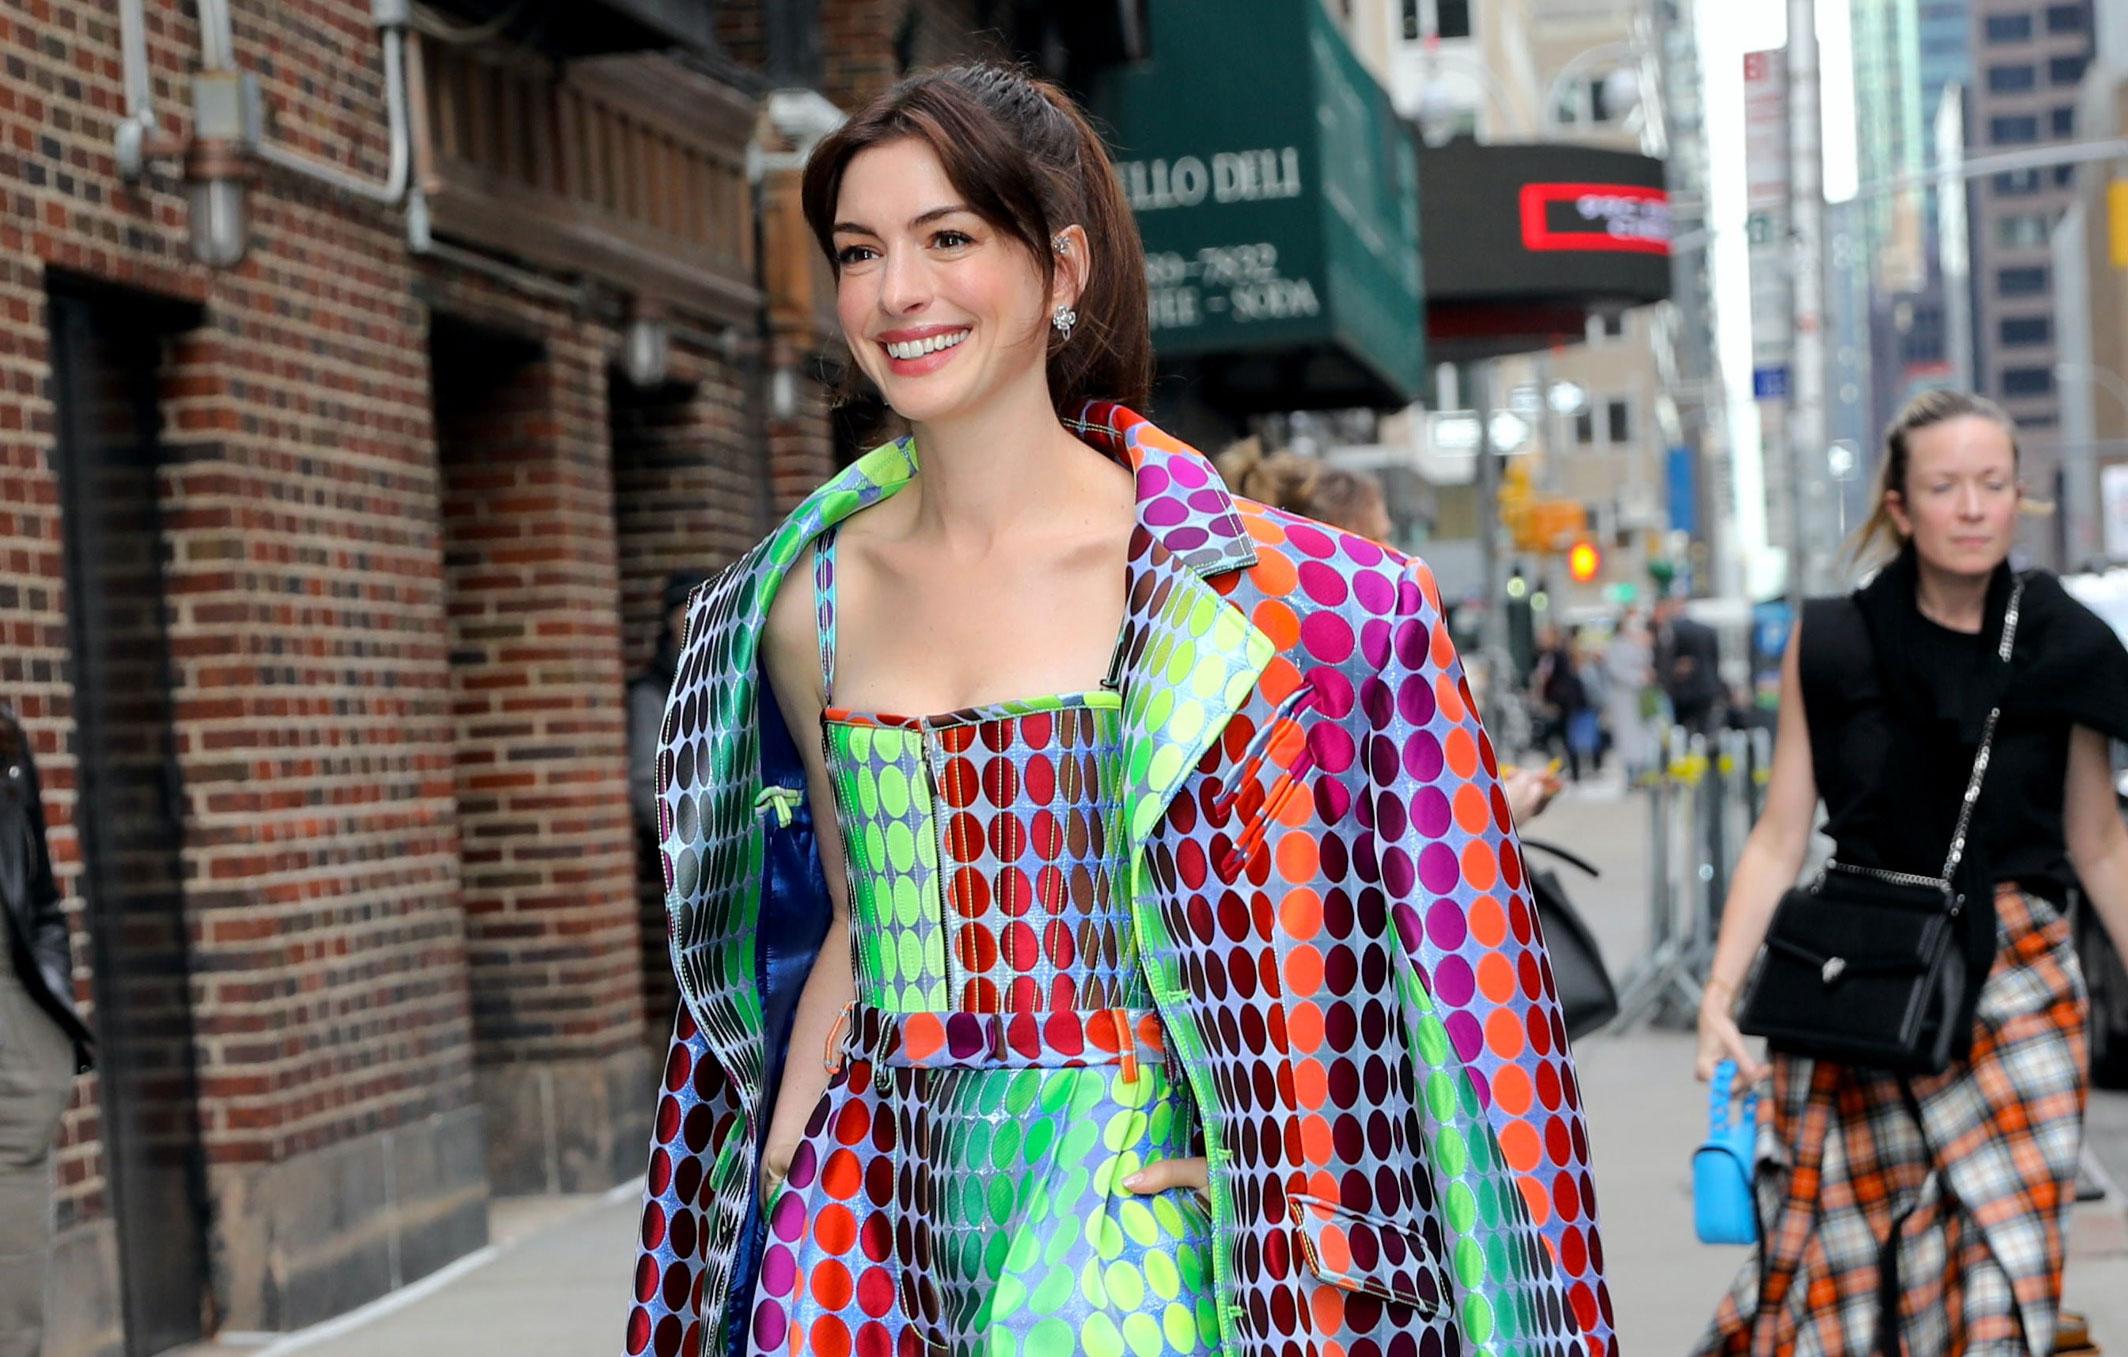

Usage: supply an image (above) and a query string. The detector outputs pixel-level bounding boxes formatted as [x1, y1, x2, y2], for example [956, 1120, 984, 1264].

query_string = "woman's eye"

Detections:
[933, 230, 975, 250]
[836, 244, 878, 266]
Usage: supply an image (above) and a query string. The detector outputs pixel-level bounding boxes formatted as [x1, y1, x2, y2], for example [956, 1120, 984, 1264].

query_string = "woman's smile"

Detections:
[878, 323, 972, 375]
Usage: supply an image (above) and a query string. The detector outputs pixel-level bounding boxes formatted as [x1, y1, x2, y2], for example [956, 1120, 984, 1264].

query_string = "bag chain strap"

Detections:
[1938, 576, 2023, 886]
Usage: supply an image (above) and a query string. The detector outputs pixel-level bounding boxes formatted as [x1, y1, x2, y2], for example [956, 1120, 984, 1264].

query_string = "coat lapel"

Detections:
[1064, 405, 1276, 850]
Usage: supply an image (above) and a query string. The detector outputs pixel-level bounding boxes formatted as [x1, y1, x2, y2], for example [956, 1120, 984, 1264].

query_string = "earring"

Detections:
[1053, 234, 1071, 256]
[1051, 304, 1078, 339]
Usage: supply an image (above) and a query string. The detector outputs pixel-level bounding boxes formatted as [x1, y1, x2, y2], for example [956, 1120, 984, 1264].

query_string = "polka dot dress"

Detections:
[743, 531, 1220, 1357]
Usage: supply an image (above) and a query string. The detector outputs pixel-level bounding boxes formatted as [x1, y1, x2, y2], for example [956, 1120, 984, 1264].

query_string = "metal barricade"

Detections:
[1607, 722, 1771, 1032]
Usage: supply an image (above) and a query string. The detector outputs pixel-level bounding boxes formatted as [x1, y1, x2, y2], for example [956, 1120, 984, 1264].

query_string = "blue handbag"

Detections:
[1692, 1059, 1759, 1245]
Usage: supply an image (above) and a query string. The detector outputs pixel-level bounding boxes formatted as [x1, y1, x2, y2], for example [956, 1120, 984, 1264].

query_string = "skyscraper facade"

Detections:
[1966, 0, 2095, 439]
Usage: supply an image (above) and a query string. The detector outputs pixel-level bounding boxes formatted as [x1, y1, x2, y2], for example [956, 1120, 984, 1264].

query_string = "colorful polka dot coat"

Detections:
[631, 405, 1613, 1357]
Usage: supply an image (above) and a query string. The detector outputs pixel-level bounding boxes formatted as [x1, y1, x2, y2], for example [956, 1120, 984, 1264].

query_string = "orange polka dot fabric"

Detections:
[633, 404, 1613, 1357]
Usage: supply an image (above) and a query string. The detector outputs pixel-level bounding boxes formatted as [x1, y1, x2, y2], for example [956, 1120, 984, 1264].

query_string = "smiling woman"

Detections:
[625, 62, 1614, 1357]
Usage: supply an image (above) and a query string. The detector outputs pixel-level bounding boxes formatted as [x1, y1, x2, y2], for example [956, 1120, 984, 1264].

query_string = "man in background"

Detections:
[1654, 594, 1724, 735]
[1, 706, 92, 1357]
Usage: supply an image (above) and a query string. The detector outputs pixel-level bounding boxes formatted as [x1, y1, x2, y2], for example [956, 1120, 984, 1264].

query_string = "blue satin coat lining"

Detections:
[721, 679, 832, 1357]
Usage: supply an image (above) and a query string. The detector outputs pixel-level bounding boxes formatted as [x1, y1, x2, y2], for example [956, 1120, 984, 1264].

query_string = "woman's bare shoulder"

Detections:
[761, 540, 825, 709]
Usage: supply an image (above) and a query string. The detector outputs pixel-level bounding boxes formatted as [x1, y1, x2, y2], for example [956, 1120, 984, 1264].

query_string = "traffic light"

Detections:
[1568, 539, 1602, 584]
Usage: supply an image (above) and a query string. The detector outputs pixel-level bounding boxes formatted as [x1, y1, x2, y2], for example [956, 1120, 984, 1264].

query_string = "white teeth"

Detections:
[885, 330, 969, 360]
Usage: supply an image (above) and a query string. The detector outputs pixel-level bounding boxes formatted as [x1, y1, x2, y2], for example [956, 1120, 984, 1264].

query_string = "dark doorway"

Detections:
[48, 280, 211, 1355]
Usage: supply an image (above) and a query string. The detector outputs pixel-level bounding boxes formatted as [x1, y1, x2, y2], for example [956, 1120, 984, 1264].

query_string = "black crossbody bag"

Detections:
[1736, 578, 2023, 1076]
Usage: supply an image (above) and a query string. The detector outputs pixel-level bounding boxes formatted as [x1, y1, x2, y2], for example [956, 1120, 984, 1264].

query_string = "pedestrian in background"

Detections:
[1656, 591, 1725, 735]
[1692, 391, 2128, 1355]
[1602, 608, 1657, 782]
[627, 570, 712, 836]
[1531, 624, 1593, 782]
[1213, 435, 1394, 542]
[1, 705, 92, 1357]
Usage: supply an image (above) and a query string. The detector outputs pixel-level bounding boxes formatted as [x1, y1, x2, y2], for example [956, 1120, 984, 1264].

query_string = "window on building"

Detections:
[1437, 0, 1471, 39]
[1606, 399, 1633, 444]
[1996, 213, 2052, 248]
[1989, 114, 2039, 143]
[1402, 0, 1422, 40]
[1574, 409, 1596, 445]
[2045, 3, 2087, 33]
[2051, 105, 2075, 136]
[1997, 265, 2049, 295]
[1554, 76, 1617, 126]
[1994, 168, 2044, 194]
[2055, 164, 2077, 187]
[1999, 315, 2052, 345]
[2050, 54, 2087, 85]
[2001, 366, 2055, 396]
[1984, 13, 2033, 41]
[1986, 64, 2036, 92]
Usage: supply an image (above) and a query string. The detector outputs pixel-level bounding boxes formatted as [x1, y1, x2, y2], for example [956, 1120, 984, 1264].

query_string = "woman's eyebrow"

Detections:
[832, 204, 974, 236]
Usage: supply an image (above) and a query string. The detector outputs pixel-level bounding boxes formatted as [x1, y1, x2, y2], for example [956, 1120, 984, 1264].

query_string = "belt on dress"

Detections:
[826, 1001, 1169, 1083]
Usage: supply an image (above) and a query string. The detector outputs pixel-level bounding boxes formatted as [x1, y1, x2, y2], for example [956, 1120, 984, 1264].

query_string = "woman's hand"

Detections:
[1501, 766, 1562, 824]
[1123, 1158, 1209, 1196]
[1695, 981, 1768, 1088]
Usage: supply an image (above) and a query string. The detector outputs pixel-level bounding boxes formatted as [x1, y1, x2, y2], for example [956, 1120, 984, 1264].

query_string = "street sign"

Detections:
[1752, 365, 1791, 400]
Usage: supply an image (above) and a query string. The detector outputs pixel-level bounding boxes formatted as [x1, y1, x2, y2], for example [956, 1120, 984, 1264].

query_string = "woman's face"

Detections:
[1886, 414, 2021, 577]
[830, 138, 1080, 428]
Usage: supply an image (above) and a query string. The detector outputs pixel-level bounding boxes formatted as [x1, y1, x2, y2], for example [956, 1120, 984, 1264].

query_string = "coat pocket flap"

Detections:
[1287, 1192, 1451, 1316]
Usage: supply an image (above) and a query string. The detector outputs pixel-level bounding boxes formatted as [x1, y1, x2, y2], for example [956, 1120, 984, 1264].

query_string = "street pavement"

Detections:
[175, 771, 2128, 1356]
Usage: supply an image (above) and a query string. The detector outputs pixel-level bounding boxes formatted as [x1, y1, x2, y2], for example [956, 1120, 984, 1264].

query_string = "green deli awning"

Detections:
[1090, 1, 1424, 411]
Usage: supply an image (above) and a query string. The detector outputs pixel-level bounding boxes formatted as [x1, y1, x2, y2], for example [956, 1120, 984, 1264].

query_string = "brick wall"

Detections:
[715, 0, 1005, 114]
[4, 1, 493, 1343]
[2, 0, 955, 1348]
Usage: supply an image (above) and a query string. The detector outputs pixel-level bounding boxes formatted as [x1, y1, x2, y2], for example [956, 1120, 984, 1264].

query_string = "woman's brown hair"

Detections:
[1847, 388, 2021, 564]
[800, 63, 1152, 416]
[1215, 436, 1389, 534]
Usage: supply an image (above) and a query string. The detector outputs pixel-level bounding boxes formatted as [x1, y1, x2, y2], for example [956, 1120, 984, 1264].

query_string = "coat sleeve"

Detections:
[1372, 557, 1615, 1355]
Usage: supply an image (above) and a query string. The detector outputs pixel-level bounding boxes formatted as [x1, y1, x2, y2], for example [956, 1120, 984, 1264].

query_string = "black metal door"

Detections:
[48, 284, 210, 1356]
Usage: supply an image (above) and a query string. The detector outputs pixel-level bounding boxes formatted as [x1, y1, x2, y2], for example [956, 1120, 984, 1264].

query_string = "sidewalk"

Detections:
[173, 777, 2128, 1355]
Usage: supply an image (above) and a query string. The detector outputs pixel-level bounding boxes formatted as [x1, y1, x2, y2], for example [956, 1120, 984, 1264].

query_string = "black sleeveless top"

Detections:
[1800, 559, 2128, 906]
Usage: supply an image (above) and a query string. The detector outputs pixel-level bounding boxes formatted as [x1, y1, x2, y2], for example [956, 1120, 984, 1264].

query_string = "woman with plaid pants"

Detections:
[1692, 391, 2128, 1356]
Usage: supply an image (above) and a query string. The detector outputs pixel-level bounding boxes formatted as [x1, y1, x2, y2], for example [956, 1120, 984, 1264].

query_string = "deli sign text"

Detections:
[1117, 147, 1304, 212]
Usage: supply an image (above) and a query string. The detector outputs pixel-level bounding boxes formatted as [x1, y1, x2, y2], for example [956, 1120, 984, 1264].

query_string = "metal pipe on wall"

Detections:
[192, 0, 414, 206]
[252, 24, 413, 205]
[119, 0, 158, 130]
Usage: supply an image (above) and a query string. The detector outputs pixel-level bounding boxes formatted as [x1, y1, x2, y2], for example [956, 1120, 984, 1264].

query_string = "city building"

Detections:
[1965, 0, 2095, 444]
[5, 3, 1457, 1351]
[1376, 0, 1697, 622]
[4, 3, 1016, 1352]
[2053, 1, 2128, 570]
